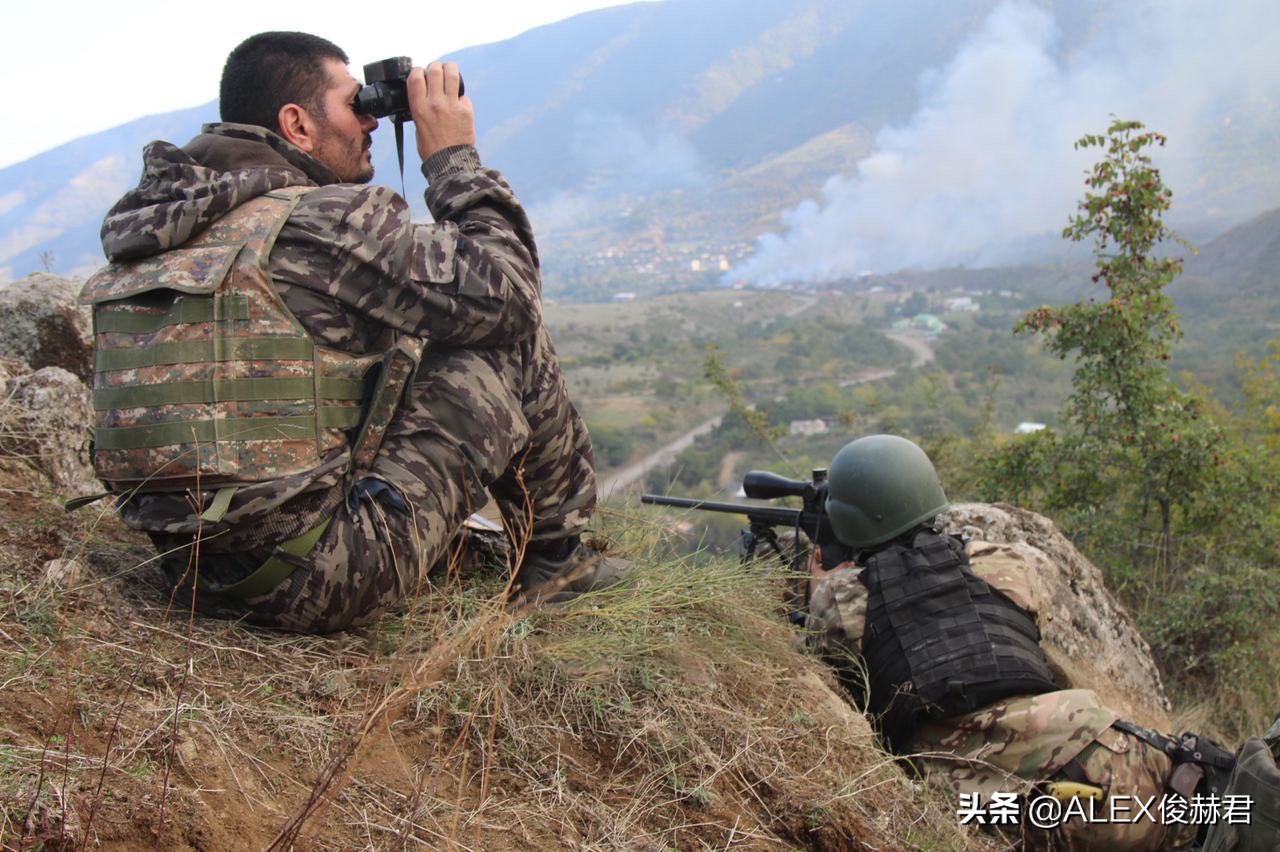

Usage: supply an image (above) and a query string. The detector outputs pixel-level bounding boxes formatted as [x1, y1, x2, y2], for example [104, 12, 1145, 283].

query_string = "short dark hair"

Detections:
[220, 32, 348, 132]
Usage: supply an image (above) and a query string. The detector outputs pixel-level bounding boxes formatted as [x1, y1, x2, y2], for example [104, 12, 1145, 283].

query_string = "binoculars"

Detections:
[355, 57, 466, 121]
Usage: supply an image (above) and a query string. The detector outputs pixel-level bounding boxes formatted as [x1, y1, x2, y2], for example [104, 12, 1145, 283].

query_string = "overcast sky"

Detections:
[1, 0, 648, 169]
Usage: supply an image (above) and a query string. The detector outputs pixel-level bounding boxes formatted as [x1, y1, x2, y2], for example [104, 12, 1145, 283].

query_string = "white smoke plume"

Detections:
[730, 0, 1280, 286]
[528, 111, 705, 240]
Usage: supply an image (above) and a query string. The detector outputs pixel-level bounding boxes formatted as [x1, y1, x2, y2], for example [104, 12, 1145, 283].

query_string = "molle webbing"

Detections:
[861, 532, 1057, 753]
[81, 187, 408, 491]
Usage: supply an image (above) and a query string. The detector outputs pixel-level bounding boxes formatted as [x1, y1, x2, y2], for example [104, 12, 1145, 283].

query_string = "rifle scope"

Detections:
[743, 468, 828, 501]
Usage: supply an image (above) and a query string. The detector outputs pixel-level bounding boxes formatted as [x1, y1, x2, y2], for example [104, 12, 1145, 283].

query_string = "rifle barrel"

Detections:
[641, 490, 851, 568]
[640, 494, 768, 513]
[640, 493, 816, 530]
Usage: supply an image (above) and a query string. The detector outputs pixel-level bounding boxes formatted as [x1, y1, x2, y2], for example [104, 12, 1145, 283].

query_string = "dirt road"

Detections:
[885, 329, 934, 367]
[598, 329, 933, 499]
[597, 414, 723, 498]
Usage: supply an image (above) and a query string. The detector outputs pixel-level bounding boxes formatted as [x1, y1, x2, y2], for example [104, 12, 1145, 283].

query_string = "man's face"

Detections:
[310, 58, 378, 183]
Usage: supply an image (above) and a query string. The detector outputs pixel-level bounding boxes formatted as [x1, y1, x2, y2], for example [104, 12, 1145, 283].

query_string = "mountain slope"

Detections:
[1182, 206, 1280, 295]
[0, 102, 218, 281]
[1, 0, 1276, 293]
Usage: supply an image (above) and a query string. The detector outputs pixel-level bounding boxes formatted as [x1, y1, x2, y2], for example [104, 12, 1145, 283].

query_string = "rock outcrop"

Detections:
[0, 274, 98, 497]
[0, 272, 93, 381]
[949, 502, 1171, 730]
[1, 366, 97, 497]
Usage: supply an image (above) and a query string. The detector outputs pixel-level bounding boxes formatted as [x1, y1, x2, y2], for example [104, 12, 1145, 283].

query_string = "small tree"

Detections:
[999, 119, 1221, 594]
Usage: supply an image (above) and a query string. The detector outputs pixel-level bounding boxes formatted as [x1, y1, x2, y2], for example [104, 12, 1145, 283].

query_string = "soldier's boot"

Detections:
[1201, 716, 1280, 852]
[509, 536, 631, 606]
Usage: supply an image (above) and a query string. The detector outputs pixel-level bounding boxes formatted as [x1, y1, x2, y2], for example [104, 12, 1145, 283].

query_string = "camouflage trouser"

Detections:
[912, 691, 1197, 851]
[1032, 726, 1195, 851]
[161, 325, 596, 633]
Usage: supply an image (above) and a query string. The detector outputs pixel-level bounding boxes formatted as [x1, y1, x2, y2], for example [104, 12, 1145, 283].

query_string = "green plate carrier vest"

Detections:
[80, 187, 421, 495]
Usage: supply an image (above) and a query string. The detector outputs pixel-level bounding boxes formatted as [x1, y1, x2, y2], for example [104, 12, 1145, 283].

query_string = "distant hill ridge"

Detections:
[1183, 206, 1280, 295]
[0, 102, 218, 282]
[1, 0, 1276, 292]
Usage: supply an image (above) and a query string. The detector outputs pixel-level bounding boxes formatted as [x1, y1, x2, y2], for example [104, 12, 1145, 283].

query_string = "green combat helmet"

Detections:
[825, 435, 949, 549]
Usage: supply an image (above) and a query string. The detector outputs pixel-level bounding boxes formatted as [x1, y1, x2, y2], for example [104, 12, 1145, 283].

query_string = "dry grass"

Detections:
[0, 385, 40, 476]
[0, 496, 991, 851]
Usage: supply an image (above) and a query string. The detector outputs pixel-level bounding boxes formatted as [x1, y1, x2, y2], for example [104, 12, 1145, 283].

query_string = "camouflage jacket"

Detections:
[97, 122, 543, 545]
[808, 541, 1115, 789]
[807, 539, 1049, 657]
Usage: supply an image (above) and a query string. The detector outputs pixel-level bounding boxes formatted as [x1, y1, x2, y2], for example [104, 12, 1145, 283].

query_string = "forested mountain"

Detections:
[2, 0, 1276, 294]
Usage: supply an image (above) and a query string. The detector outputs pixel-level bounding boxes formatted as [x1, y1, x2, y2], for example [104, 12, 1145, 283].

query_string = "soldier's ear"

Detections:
[277, 103, 318, 153]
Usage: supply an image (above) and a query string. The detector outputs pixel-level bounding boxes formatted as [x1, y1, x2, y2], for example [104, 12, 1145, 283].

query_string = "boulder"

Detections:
[0, 273, 93, 381]
[2, 366, 97, 497]
[949, 502, 1171, 730]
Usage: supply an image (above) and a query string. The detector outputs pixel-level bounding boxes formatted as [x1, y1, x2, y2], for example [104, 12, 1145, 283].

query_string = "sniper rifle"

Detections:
[641, 469, 852, 572]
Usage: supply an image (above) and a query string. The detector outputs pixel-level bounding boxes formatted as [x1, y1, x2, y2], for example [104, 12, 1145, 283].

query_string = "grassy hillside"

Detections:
[0, 491, 986, 850]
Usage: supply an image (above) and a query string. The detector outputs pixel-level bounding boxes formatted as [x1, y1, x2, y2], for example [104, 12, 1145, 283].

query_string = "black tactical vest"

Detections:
[859, 530, 1057, 753]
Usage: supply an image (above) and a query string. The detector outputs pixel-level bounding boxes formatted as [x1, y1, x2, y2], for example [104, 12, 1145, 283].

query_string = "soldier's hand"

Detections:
[408, 61, 476, 162]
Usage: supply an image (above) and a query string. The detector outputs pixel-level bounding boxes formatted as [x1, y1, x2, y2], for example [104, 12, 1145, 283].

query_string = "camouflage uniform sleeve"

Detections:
[967, 540, 1049, 624]
[280, 144, 542, 346]
[806, 566, 869, 658]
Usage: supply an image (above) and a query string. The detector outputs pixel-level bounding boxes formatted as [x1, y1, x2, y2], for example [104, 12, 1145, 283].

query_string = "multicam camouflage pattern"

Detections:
[913, 690, 1194, 850]
[100, 122, 595, 631]
[806, 564, 868, 661]
[808, 543, 1194, 850]
[806, 540, 1047, 660]
[963, 540, 1045, 617]
[84, 186, 388, 489]
[911, 689, 1117, 795]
